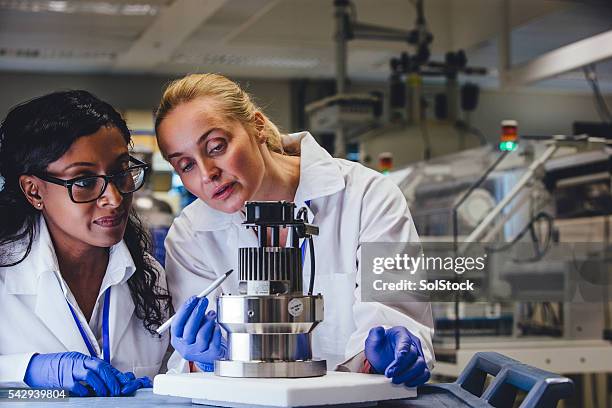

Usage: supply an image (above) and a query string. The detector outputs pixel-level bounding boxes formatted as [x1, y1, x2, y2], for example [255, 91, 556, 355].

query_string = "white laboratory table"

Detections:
[0, 388, 458, 407]
[0, 351, 574, 408]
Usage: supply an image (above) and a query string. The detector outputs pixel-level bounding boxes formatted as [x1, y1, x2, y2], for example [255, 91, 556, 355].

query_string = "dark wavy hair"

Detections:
[0, 90, 171, 335]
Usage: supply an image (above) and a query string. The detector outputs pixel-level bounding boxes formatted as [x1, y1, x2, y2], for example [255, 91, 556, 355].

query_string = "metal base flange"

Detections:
[214, 359, 327, 378]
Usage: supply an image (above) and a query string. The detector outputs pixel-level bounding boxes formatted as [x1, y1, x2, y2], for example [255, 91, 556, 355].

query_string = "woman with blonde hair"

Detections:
[156, 73, 433, 386]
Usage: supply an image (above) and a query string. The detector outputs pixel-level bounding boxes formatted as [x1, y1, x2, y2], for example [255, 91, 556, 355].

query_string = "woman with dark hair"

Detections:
[0, 90, 171, 396]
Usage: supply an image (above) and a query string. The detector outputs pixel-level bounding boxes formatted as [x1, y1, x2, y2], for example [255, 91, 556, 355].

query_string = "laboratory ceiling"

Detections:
[0, 0, 611, 91]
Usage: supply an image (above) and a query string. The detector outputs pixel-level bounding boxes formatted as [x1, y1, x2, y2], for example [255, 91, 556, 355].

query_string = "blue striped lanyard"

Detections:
[66, 287, 111, 363]
[300, 200, 311, 268]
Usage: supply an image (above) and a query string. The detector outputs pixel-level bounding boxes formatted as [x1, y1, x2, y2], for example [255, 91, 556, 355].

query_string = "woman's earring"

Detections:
[37, 202, 42, 208]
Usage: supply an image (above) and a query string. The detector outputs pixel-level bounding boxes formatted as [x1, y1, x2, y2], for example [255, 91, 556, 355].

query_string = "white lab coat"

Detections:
[165, 132, 434, 371]
[0, 216, 169, 387]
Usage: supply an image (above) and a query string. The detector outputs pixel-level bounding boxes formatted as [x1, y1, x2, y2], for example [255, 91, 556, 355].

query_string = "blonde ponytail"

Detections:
[156, 73, 284, 154]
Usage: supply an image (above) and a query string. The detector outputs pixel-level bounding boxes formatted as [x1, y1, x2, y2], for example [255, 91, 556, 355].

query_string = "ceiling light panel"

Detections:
[0, 2, 163, 56]
[172, 52, 319, 69]
[0, 0, 167, 16]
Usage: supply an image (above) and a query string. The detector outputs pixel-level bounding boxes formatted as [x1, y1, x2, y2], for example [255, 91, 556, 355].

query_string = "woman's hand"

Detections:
[24, 352, 121, 397]
[364, 326, 430, 387]
[108, 367, 152, 395]
[171, 296, 227, 372]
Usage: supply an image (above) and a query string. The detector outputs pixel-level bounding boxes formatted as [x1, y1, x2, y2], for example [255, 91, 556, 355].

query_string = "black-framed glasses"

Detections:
[36, 156, 149, 203]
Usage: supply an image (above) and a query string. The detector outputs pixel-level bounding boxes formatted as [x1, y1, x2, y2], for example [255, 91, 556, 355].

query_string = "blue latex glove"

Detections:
[294, 333, 312, 360]
[24, 352, 121, 397]
[364, 326, 430, 387]
[171, 296, 228, 372]
[119, 376, 152, 395]
[109, 367, 152, 395]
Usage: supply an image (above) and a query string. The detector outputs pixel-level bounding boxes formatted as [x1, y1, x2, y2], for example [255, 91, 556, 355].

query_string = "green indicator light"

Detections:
[499, 141, 517, 151]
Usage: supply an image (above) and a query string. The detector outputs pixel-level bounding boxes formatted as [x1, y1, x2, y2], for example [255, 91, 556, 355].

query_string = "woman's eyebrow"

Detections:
[116, 152, 130, 162]
[196, 128, 218, 147]
[167, 128, 217, 159]
[62, 153, 130, 171]
[62, 162, 95, 171]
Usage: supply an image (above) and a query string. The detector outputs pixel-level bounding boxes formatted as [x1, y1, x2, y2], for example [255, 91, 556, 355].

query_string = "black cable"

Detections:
[451, 150, 508, 351]
[298, 206, 316, 296]
[591, 68, 612, 121]
[583, 64, 612, 123]
[528, 212, 553, 260]
[467, 125, 488, 146]
[308, 236, 316, 295]
[348, 0, 357, 23]
[547, 302, 561, 327]
[419, 119, 432, 160]
[486, 212, 554, 262]
[455, 120, 488, 146]
[540, 302, 561, 330]
[296, 207, 308, 221]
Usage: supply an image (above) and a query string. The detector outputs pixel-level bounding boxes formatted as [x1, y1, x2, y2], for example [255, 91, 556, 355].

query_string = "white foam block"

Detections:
[154, 371, 416, 407]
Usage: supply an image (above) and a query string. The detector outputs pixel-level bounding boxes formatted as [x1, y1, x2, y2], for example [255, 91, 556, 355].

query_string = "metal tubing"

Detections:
[215, 359, 326, 378]
[228, 333, 311, 362]
[334, 1, 347, 95]
[334, 1, 348, 157]
[258, 227, 267, 247]
[498, 0, 511, 86]
[480, 187, 531, 243]
[217, 295, 324, 332]
[461, 144, 558, 250]
[451, 149, 509, 351]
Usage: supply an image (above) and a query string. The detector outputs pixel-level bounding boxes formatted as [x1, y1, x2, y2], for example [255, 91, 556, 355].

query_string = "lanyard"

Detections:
[300, 200, 311, 268]
[66, 287, 111, 363]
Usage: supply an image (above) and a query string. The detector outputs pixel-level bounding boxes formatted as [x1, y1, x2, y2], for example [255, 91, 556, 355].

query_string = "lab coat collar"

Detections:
[4, 216, 137, 356]
[190, 132, 345, 231]
[4, 216, 60, 295]
[4, 215, 136, 295]
[104, 237, 137, 288]
[290, 131, 345, 212]
[184, 199, 243, 232]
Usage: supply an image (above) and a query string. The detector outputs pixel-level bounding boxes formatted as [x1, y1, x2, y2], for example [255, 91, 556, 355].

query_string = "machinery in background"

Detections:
[389, 134, 612, 372]
[390, 143, 530, 340]
[306, 0, 487, 165]
[133, 191, 174, 265]
[542, 146, 612, 341]
[130, 150, 175, 265]
[546, 149, 612, 221]
[306, 92, 383, 145]
[215, 201, 326, 378]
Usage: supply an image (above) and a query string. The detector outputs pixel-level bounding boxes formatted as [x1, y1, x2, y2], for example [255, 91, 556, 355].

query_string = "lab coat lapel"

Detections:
[190, 199, 235, 232]
[290, 132, 345, 208]
[12, 217, 89, 354]
[108, 279, 135, 355]
[33, 270, 91, 355]
[104, 242, 137, 357]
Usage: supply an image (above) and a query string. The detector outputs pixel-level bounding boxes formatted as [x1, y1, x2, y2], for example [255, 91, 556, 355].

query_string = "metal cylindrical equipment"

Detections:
[214, 201, 326, 378]
[238, 247, 302, 294]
